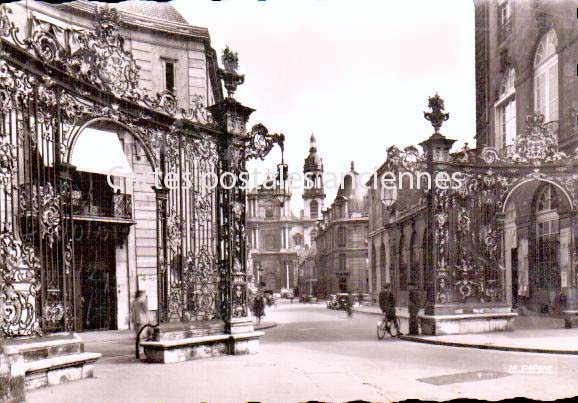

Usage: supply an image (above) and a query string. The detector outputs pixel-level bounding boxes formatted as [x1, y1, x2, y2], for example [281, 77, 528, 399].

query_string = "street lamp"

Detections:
[380, 185, 397, 209]
[274, 139, 289, 207]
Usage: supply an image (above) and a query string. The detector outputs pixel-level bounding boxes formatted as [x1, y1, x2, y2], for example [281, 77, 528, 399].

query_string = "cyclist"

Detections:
[378, 283, 401, 336]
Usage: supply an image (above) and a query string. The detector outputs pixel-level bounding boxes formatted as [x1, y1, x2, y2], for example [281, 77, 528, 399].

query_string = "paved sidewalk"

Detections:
[401, 328, 578, 355]
[80, 319, 277, 343]
[354, 304, 578, 355]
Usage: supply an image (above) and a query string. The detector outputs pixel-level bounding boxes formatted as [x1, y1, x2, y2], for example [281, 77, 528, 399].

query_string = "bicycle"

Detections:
[377, 315, 401, 339]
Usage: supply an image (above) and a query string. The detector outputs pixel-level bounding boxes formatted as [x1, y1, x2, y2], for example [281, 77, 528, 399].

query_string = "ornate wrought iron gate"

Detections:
[0, 4, 283, 338]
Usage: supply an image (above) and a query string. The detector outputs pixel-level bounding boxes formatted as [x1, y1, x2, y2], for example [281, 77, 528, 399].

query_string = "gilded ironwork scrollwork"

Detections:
[0, 4, 217, 126]
[19, 183, 61, 248]
[0, 230, 41, 337]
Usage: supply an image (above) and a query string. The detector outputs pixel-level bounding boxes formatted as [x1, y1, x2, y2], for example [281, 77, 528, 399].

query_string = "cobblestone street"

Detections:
[27, 300, 578, 402]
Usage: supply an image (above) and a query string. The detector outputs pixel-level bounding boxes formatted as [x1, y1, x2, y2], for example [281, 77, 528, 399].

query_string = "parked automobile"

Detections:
[280, 288, 294, 299]
[326, 294, 337, 309]
[336, 293, 351, 310]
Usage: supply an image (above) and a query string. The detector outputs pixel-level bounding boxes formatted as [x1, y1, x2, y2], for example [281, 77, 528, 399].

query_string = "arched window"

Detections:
[293, 233, 303, 248]
[310, 200, 319, 219]
[495, 68, 516, 150]
[371, 244, 377, 292]
[534, 184, 560, 293]
[410, 230, 418, 286]
[399, 232, 407, 290]
[534, 30, 558, 123]
[380, 242, 386, 287]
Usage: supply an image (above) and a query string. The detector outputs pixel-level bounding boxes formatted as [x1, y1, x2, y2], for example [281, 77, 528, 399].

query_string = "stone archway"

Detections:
[68, 119, 159, 331]
[501, 179, 574, 315]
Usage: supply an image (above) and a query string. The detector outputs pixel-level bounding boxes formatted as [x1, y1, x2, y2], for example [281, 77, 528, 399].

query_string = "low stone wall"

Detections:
[0, 333, 100, 401]
[420, 312, 518, 335]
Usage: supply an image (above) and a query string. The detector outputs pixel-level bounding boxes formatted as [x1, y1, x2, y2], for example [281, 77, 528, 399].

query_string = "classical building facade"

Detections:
[247, 135, 323, 293]
[0, 1, 282, 399]
[367, 157, 428, 306]
[474, 0, 578, 152]
[315, 162, 369, 297]
[474, 0, 578, 315]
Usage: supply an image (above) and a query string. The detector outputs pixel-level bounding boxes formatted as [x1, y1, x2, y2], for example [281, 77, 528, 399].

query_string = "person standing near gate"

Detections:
[408, 283, 420, 335]
[132, 290, 151, 337]
[253, 291, 265, 325]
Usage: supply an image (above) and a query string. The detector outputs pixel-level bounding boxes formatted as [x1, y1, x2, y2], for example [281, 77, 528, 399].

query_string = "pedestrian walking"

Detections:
[253, 292, 265, 325]
[132, 290, 151, 338]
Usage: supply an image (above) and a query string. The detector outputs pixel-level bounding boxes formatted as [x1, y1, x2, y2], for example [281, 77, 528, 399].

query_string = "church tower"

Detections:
[303, 133, 325, 219]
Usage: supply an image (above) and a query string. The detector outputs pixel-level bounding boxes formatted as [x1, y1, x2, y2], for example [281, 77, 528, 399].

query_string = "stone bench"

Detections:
[141, 331, 264, 363]
[563, 310, 578, 328]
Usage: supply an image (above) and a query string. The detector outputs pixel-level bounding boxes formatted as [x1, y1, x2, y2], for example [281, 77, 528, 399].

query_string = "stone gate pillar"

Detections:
[208, 47, 260, 345]
[210, 97, 255, 336]
[419, 95, 455, 317]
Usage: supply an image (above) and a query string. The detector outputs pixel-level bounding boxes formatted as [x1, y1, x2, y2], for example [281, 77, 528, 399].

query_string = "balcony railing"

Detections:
[72, 191, 133, 220]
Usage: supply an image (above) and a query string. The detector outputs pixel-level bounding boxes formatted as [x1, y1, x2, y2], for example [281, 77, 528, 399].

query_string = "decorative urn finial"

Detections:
[219, 46, 245, 98]
[424, 93, 449, 133]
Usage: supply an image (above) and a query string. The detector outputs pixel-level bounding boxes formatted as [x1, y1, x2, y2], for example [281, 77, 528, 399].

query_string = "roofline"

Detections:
[57, 1, 211, 41]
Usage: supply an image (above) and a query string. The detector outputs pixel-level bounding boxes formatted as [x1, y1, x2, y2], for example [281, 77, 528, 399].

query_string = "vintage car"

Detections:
[326, 294, 337, 309]
[336, 293, 351, 310]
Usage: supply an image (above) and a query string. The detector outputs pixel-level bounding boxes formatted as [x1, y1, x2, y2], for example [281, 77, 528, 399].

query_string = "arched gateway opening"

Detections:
[68, 119, 158, 331]
[502, 179, 573, 315]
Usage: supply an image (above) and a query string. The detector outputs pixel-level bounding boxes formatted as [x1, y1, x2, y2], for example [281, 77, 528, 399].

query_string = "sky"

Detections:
[174, 0, 476, 213]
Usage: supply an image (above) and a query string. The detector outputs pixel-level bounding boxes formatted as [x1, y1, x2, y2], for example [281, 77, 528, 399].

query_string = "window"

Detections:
[371, 245, 377, 292]
[262, 229, 281, 250]
[310, 200, 319, 219]
[337, 226, 346, 247]
[399, 233, 407, 290]
[534, 185, 560, 291]
[498, 0, 512, 25]
[164, 60, 176, 93]
[495, 69, 516, 150]
[335, 203, 344, 218]
[534, 30, 558, 123]
[498, 0, 513, 42]
[380, 243, 386, 287]
[338, 254, 347, 292]
[537, 185, 559, 212]
[293, 233, 303, 247]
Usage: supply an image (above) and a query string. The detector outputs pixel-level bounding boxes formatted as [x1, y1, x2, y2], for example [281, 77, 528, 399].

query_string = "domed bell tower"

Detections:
[303, 133, 325, 219]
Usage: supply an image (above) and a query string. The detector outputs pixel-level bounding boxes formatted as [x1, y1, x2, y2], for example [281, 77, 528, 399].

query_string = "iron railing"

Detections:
[71, 191, 133, 219]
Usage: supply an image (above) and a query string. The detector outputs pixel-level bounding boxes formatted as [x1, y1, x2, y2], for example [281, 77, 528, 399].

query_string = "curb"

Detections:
[255, 322, 278, 331]
[399, 335, 578, 355]
[352, 308, 410, 320]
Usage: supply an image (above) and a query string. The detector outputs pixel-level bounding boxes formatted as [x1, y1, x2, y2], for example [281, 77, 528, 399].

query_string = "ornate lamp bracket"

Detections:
[241, 123, 285, 164]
